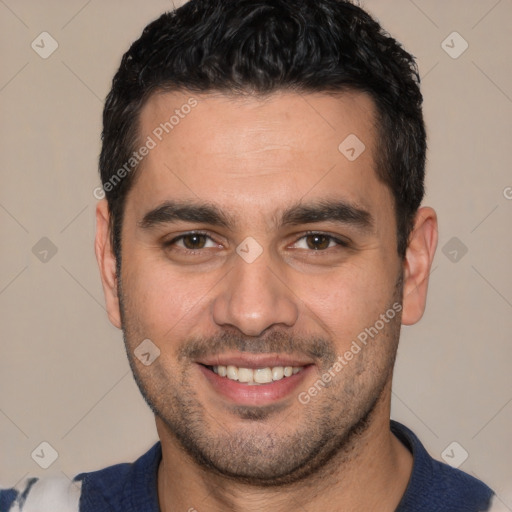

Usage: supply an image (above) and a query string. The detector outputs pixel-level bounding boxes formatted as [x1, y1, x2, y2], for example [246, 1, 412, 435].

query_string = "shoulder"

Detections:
[1, 441, 161, 512]
[0, 476, 81, 511]
[74, 441, 162, 511]
[391, 420, 495, 512]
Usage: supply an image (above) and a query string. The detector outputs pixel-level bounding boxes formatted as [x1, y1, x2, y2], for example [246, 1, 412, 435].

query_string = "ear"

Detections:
[95, 199, 122, 329]
[401, 207, 438, 325]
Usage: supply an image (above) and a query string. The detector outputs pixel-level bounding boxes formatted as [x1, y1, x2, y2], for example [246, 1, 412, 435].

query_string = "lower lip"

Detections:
[198, 364, 313, 406]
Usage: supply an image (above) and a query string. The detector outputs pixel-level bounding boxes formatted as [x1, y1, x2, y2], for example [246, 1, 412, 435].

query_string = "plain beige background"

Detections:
[1, 0, 511, 507]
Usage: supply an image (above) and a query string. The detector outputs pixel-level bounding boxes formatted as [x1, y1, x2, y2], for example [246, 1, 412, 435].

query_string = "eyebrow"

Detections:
[138, 198, 374, 233]
[280, 199, 373, 232]
[139, 201, 234, 230]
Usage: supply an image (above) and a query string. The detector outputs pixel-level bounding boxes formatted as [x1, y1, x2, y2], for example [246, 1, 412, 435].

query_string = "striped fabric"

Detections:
[0, 476, 81, 511]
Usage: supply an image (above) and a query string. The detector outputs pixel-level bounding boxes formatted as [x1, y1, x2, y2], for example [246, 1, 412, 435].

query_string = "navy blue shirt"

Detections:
[1, 421, 496, 511]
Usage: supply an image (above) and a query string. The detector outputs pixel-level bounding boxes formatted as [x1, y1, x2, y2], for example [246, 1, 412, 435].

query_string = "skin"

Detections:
[95, 90, 438, 511]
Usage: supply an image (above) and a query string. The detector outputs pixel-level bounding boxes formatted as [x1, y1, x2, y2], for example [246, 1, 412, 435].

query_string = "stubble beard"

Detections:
[118, 273, 403, 487]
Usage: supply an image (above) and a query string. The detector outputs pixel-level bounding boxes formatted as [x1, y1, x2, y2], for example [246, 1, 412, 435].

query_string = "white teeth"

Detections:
[254, 367, 273, 384]
[272, 366, 284, 381]
[226, 365, 238, 381]
[238, 367, 254, 383]
[211, 364, 304, 384]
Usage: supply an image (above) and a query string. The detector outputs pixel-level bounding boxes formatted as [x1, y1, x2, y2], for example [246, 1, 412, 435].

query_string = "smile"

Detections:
[198, 361, 314, 406]
[207, 365, 304, 385]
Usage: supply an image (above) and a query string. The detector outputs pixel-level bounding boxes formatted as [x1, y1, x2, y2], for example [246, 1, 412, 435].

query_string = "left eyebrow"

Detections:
[280, 199, 374, 233]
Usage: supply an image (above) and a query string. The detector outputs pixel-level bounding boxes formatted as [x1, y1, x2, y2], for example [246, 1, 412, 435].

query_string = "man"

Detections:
[1, 0, 500, 510]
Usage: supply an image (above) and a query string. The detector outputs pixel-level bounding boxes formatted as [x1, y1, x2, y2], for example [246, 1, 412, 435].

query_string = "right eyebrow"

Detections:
[138, 200, 236, 230]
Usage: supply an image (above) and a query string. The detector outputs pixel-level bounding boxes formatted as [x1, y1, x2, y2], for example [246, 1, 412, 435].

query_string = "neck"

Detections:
[156, 383, 412, 512]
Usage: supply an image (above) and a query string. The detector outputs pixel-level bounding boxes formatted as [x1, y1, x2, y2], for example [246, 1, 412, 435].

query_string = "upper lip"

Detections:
[196, 353, 314, 369]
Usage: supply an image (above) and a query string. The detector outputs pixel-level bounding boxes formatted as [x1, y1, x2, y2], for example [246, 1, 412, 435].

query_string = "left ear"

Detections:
[401, 206, 438, 325]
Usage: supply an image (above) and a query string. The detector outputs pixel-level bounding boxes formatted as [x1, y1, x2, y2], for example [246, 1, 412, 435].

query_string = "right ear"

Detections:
[94, 199, 122, 329]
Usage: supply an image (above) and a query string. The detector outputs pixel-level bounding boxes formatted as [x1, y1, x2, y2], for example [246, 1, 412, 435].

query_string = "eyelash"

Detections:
[164, 230, 350, 254]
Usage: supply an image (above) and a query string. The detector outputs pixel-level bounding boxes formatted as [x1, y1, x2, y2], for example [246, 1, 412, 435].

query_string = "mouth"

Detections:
[196, 355, 314, 406]
[204, 364, 305, 385]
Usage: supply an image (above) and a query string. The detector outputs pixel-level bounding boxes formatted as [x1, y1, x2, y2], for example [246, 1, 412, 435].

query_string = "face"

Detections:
[103, 90, 409, 484]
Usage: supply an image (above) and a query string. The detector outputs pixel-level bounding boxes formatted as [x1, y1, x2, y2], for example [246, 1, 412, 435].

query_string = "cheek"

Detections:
[121, 254, 215, 336]
[296, 261, 395, 345]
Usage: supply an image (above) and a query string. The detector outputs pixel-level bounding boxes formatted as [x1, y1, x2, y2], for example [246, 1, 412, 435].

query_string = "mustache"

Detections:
[178, 329, 337, 367]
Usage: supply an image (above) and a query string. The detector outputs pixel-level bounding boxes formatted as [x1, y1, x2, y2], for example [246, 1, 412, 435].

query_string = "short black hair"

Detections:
[100, 0, 425, 263]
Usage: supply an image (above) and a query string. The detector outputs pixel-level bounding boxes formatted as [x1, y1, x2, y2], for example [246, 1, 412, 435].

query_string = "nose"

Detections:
[212, 250, 299, 337]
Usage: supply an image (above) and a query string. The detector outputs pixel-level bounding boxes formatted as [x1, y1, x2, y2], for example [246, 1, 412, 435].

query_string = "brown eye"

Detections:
[180, 233, 208, 250]
[305, 234, 333, 250]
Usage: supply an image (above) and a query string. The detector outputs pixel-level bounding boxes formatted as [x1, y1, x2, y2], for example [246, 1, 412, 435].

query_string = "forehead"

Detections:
[128, 89, 392, 227]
